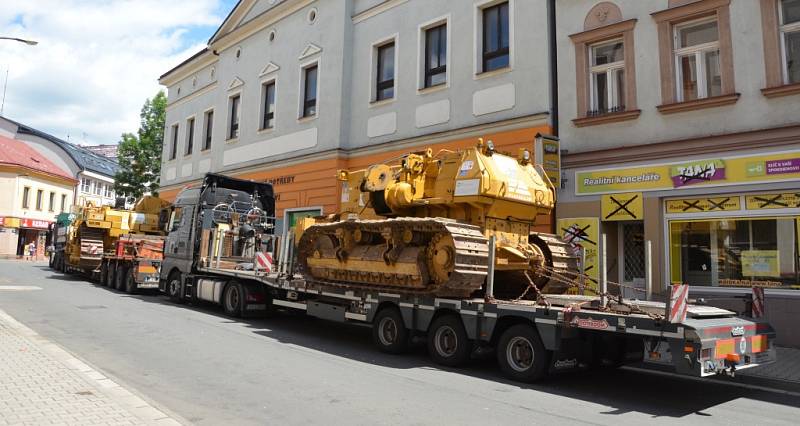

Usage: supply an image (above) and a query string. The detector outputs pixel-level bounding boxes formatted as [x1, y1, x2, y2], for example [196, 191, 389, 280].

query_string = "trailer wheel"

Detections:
[100, 262, 108, 286]
[115, 264, 128, 291]
[106, 263, 116, 287]
[48, 251, 55, 268]
[124, 267, 138, 295]
[166, 271, 183, 303]
[372, 307, 409, 354]
[427, 315, 471, 367]
[496, 324, 550, 383]
[223, 282, 244, 317]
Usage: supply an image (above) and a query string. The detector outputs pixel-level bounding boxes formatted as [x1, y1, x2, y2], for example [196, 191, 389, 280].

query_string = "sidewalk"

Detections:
[734, 346, 800, 393]
[0, 309, 183, 426]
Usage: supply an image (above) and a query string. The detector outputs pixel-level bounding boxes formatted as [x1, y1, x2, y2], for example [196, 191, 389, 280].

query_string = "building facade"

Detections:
[556, 0, 800, 345]
[0, 135, 76, 258]
[0, 117, 120, 208]
[158, 0, 557, 232]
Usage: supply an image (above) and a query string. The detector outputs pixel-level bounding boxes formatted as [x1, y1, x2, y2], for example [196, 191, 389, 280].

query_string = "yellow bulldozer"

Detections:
[296, 139, 578, 298]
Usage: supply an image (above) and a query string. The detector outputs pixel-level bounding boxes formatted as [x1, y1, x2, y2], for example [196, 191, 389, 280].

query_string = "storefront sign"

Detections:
[535, 135, 560, 187]
[557, 217, 599, 295]
[665, 197, 741, 213]
[0, 217, 20, 228]
[745, 192, 800, 210]
[19, 218, 51, 229]
[601, 192, 643, 221]
[741, 250, 780, 277]
[576, 151, 800, 195]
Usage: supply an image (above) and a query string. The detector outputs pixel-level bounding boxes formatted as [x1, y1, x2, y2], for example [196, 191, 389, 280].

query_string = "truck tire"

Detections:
[106, 263, 116, 287]
[496, 324, 550, 383]
[48, 252, 55, 268]
[100, 262, 108, 286]
[166, 271, 183, 303]
[124, 267, 138, 295]
[372, 307, 409, 354]
[427, 315, 471, 367]
[115, 264, 128, 291]
[223, 281, 244, 317]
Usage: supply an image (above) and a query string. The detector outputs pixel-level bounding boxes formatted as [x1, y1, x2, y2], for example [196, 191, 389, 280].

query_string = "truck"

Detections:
[161, 145, 776, 383]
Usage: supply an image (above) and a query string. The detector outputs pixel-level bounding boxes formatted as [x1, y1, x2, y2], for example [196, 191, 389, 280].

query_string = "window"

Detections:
[674, 18, 721, 102]
[780, 0, 800, 84]
[105, 185, 112, 198]
[95, 182, 102, 196]
[169, 124, 179, 160]
[261, 81, 276, 129]
[203, 110, 213, 150]
[589, 40, 626, 115]
[185, 117, 194, 155]
[425, 24, 447, 88]
[36, 189, 43, 210]
[48, 192, 55, 212]
[22, 187, 30, 209]
[229, 94, 241, 139]
[376, 42, 395, 101]
[482, 2, 510, 72]
[61, 194, 67, 212]
[302, 64, 318, 118]
[81, 178, 90, 193]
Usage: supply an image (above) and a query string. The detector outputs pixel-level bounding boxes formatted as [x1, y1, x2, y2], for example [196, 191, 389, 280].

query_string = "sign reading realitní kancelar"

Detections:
[575, 151, 800, 195]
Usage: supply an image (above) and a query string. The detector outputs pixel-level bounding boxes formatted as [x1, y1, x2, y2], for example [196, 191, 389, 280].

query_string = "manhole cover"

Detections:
[76, 305, 107, 310]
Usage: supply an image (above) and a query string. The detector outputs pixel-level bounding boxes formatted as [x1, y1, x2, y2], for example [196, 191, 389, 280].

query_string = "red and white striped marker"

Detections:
[255, 252, 273, 273]
[668, 284, 689, 324]
[751, 287, 765, 318]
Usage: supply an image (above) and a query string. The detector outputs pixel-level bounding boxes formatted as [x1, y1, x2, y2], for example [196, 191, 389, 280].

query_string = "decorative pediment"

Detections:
[228, 77, 245, 91]
[258, 62, 280, 77]
[298, 43, 322, 61]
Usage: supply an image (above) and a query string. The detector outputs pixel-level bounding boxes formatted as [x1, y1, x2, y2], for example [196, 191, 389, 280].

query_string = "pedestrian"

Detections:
[29, 241, 36, 261]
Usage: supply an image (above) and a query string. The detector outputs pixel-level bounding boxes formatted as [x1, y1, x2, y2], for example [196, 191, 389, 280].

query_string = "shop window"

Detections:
[669, 217, 799, 289]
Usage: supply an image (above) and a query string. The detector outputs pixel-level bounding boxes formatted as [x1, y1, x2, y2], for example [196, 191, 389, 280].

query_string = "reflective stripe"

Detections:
[272, 299, 307, 310]
[345, 312, 367, 321]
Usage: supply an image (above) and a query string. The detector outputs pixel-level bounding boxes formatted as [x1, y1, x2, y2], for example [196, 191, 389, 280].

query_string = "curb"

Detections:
[0, 309, 187, 425]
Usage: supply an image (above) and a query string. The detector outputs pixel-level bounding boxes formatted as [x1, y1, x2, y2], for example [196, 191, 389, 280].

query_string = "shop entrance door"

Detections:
[619, 222, 645, 298]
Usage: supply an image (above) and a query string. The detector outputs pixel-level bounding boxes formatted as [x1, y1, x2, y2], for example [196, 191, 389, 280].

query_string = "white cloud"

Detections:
[0, 0, 227, 145]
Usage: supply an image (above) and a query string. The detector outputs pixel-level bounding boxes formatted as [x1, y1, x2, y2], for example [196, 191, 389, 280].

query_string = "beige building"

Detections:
[556, 0, 800, 346]
[0, 135, 76, 258]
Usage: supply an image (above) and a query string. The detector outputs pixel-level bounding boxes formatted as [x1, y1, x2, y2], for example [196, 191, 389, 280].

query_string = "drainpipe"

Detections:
[548, 0, 559, 137]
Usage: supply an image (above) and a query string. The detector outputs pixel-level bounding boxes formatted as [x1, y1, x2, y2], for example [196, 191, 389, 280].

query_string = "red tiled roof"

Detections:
[0, 134, 75, 181]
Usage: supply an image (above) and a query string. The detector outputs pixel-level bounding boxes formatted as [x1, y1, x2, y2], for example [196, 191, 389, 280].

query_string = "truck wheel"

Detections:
[125, 267, 138, 295]
[496, 324, 550, 383]
[100, 262, 108, 286]
[223, 282, 244, 317]
[372, 307, 409, 354]
[115, 265, 128, 291]
[106, 263, 116, 287]
[427, 315, 471, 367]
[48, 252, 55, 268]
[166, 271, 183, 303]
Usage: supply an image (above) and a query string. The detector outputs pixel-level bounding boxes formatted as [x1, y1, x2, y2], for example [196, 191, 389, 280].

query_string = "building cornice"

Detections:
[159, 50, 218, 87]
[209, 0, 317, 53]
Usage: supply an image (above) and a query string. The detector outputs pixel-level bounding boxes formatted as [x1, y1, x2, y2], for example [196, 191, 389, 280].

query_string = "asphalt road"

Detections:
[1, 259, 799, 425]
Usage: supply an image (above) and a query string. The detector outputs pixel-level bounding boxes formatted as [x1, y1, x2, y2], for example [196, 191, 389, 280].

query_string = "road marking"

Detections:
[0, 286, 42, 291]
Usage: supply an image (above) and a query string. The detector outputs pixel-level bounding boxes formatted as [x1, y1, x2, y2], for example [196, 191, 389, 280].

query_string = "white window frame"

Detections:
[673, 16, 721, 102]
[473, 0, 515, 77]
[201, 108, 214, 151]
[417, 15, 451, 92]
[259, 77, 278, 131]
[185, 115, 196, 156]
[588, 38, 625, 114]
[168, 123, 179, 160]
[227, 92, 242, 141]
[369, 34, 399, 105]
[298, 59, 321, 120]
[779, 0, 800, 84]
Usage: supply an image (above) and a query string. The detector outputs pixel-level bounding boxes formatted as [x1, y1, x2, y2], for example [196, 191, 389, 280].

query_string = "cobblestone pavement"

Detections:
[0, 309, 182, 426]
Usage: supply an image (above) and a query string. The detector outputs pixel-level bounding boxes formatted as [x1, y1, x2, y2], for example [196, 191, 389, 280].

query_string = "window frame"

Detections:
[476, 0, 512, 75]
[61, 194, 67, 212]
[48, 191, 55, 212]
[375, 41, 396, 101]
[672, 17, 722, 102]
[779, 0, 800, 84]
[202, 108, 214, 151]
[185, 116, 195, 156]
[417, 15, 451, 92]
[424, 23, 448, 89]
[169, 123, 179, 160]
[588, 38, 627, 115]
[299, 62, 319, 119]
[22, 186, 30, 209]
[260, 79, 277, 130]
[228, 93, 242, 140]
[36, 189, 43, 211]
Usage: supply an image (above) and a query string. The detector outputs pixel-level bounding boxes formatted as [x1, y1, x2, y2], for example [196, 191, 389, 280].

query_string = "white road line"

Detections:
[0, 286, 42, 291]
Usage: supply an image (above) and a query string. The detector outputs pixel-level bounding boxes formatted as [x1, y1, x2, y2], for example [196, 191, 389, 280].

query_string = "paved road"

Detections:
[1, 260, 799, 425]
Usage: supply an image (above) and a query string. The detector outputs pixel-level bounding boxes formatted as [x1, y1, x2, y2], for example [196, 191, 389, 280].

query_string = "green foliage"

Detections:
[114, 91, 166, 198]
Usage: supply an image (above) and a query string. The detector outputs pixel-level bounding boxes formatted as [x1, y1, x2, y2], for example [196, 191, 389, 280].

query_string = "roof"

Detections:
[2, 117, 119, 177]
[0, 134, 75, 181]
[159, 48, 211, 81]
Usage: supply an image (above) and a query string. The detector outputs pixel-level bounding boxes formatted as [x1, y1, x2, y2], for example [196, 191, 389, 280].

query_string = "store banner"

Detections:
[19, 218, 51, 229]
[745, 193, 800, 210]
[665, 196, 741, 213]
[0, 217, 20, 228]
[741, 250, 780, 277]
[557, 217, 599, 295]
[601, 192, 643, 221]
[576, 151, 800, 195]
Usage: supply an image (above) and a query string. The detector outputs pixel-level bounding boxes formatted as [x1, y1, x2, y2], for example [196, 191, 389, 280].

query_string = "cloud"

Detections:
[0, 0, 231, 145]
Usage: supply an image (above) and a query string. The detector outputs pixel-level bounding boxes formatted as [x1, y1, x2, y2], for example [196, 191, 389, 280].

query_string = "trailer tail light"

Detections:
[751, 335, 767, 353]
[715, 338, 735, 359]
[684, 345, 694, 353]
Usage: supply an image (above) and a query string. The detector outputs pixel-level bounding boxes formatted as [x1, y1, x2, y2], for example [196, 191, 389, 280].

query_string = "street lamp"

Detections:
[1, 36, 38, 115]
[0, 37, 38, 46]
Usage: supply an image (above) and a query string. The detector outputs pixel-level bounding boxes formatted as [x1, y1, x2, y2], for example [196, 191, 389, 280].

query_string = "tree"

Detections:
[114, 91, 167, 198]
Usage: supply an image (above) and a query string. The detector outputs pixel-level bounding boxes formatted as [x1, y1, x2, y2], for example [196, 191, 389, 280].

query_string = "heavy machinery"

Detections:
[296, 139, 578, 298]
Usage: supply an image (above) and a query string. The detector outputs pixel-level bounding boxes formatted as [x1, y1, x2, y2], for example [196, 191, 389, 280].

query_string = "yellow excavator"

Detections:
[296, 139, 578, 298]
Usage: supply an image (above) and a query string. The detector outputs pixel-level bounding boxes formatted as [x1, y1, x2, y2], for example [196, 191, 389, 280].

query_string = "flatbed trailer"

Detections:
[164, 255, 776, 383]
[99, 234, 165, 294]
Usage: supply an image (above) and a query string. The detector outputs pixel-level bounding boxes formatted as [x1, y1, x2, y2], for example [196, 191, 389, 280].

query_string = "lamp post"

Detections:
[1, 36, 39, 115]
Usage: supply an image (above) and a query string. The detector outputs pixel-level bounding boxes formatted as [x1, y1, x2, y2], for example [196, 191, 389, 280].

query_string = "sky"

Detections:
[0, 0, 239, 146]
